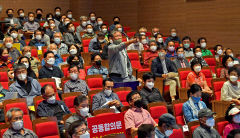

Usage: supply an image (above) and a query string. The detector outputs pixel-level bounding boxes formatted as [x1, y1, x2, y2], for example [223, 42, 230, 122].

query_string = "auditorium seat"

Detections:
[147, 102, 168, 123]
[178, 68, 192, 88]
[114, 87, 132, 106]
[211, 78, 226, 100]
[62, 92, 82, 113]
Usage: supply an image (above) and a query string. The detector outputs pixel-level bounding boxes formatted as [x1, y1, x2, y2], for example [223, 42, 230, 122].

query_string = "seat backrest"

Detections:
[216, 67, 224, 78]
[169, 129, 184, 138]
[0, 71, 8, 82]
[33, 117, 59, 138]
[31, 48, 38, 58]
[82, 39, 92, 48]
[212, 78, 226, 100]
[0, 123, 9, 138]
[217, 121, 228, 136]
[62, 92, 82, 113]
[3, 98, 29, 116]
[114, 87, 131, 106]
[127, 51, 142, 69]
[204, 57, 216, 66]
[126, 32, 136, 38]
[148, 102, 168, 120]
[178, 68, 191, 88]
[86, 75, 103, 90]
[201, 68, 213, 87]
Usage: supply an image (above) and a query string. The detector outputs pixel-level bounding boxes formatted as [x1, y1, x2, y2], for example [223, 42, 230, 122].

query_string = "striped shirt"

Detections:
[64, 79, 90, 95]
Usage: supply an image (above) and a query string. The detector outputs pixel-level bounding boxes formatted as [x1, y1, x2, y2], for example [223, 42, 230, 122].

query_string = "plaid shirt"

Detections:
[57, 43, 69, 56]
[64, 79, 90, 95]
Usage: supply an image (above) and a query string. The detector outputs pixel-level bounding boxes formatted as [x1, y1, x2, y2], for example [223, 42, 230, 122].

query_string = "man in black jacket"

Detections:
[151, 47, 180, 101]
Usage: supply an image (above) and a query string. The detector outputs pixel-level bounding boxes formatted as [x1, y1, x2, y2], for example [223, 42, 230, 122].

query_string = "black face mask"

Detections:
[36, 14, 42, 19]
[134, 99, 143, 108]
[8, 14, 13, 18]
[114, 21, 119, 25]
[95, 60, 101, 66]
[72, 61, 79, 65]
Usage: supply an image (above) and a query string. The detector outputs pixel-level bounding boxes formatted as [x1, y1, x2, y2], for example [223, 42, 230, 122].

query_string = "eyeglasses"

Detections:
[13, 116, 23, 121]
[75, 128, 89, 135]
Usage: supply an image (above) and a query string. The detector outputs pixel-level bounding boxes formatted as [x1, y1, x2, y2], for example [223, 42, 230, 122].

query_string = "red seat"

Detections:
[62, 92, 82, 113]
[0, 82, 8, 90]
[123, 26, 131, 32]
[216, 67, 224, 78]
[217, 121, 228, 136]
[169, 129, 184, 138]
[209, 49, 215, 56]
[201, 68, 212, 88]
[33, 117, 60, 138]
[115, 89, 131, 106]
[204, 57, 216, 73]
[39, 22, 44, 27]
[122, 37, 127, 42]
[173, 103, 185, 126]
[31, 48, 38, 58]
[84, 65, 92, 75]
[191, 125, 200, 134]
[82, 39, 91, 52]
[149, 104, 168, 123]
[86, 75, 103, 91]
[174, 43, 180, 48]
[0, 71, 9, 90]
[126, 32, 136, 38]
[72, 21, 80, 29]
[212, 79, 225, 100]
[163, 37, 167, 42]
[127, 51, 150, 72]
[190, 42, 195, 48]
[178, 69, 191, 88]
[145, 32, 151, 37]
[0, 123, 9, 138]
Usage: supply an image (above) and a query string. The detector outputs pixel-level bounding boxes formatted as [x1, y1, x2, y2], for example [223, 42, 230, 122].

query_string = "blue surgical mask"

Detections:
[177, 53, 184, 59]
[184, 43, 190, 49]
[192, 96, 201, 103]
[206, 117, 215, 127]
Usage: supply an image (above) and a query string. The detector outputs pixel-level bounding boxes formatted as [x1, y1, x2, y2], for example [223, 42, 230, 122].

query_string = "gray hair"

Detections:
[47, 43, 57, 50]
[14, 63, 27, 73]
[111, 29, 121, 36]
[3, 36, 13, 43]
[79, 16, 87, 21]
[6, 108, 23, 121]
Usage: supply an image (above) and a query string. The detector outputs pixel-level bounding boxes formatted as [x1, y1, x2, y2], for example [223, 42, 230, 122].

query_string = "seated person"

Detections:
[34, 8, 46, 22]
[225, 48, 240, 64]
[173, 47, 190, 69]
[28, 29, 46, 50]
[68, 120, 89, 138]
[223, 104, 240, 138]
[39, 51, 64, 79]
[3, 36, 21, 62]
[41, 43, 63, 66]
[140, 34, 149, 50]
[53, 32, 69, 56]
[221, 55, 234, 79]
[143, 40, 159, 68]
[190, 46, 209, 67]
[197, 37, 212, 56]
[81, 24, 96, 39]
[102, 34, 113, 60]
[87, 53, 108, 79]
[9, 28, 26, 50]
[3, 108, 37, 138]
[94, 17, 104, 32]
[17, 9, 27, 26]
[115, 24, 129, 40]
[109, 16, 120, 32]
[186, 59, 212, 107]
[155, 33, 165, 49]
[183, 84, 207, 123]
[58, 15, 68, 33]
[18, 56, 37, 79]
[221, 66, 240, 105]
[63, 23, 82, 47]
[87, 12, 97, 28]
[76, 16, 88, 33]
[37, 84, 70, 136]
[67, 54, 84, 69]
[45, 19, 60, 39]
[0, 47, 13, 69]
[37, 26, 51, 46]
[64, 65, 89, 95]
[214, 44, 224, 62]
[152, 27, 160, 36]
[88, 32, 106, 53]
[138, 27, 148, 36]
[92, 78, 123, 112]
[9, 63, 41, 105]
[21, 46, 40, 76]
[4, 8, 21, 28]
[66, 10, 75, 21]
[151, 47, 180, 101]
[65, 95, 92, 130]
[164, 28, 181, 46]
[139, 72, 165, 105]
[124, 91, 157, 135]
[155, 113, 179, 138]
[138, 124, 155, 138]
[23, 12, 40, 32]
[127, 33, 144, 55]
[166, 41, 177, 58]
[100, 24, 109, 38]
[193, 108, 221, 138]
[182, 36, 194, 57]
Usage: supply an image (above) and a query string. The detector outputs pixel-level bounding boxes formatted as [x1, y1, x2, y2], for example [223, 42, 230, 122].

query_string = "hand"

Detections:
[57, 87, 62, 91]
[162, 74, 167, 79]
[99, 50, 103, 53]
[8, 71, 14, 79]
[113, 100, 121, 107]
[60, 120, 64, 124]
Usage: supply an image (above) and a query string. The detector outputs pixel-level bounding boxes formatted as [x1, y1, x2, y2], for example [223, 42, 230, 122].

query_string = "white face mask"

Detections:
[19, 13, 24, 17]
[52, 50, 57, 55]
[164, 129, 173, 136]
[140, 32, 146, 36]
[168, 46, 175, 52]
[141, 39, 147, 44]
[19, 33, 24, 38]
[29, 17, 34, 21]
[98, 21, 103, 25]
[228, 61, 234, 68]
[230, 53, 234, 57]
[70, 27, 75, 32]
[24, 52, 31, 58]
[196, 52, 202, 58]
[70, 49, 77, 55]
[99, 39, 105, 43]
[90, 17, 96, 21]
[12, 120, 24, 131]
[23, 63, 29, 68]
[158, 38, 163, 43]
[67, 14, 72, 19]
[233, 114, 240, 123]
[5, 42, 13, 48]
[82, 21, 87, 27]
[55, 12, 61, 16]
[150, 46, 157, 52]
[47, 96, 56, 104]
[104, 89, 112, 97]
[11, 33, 18, 39]
[35, 35, 42, 40]
[206, 117, 215, 127]
[230, 75, 238, 82]
[217, 49, 223, 55]
[79, 131, 90, 138]
[87, 28, 93, 33]
[47, 58, 55, 65]
[79, 107, 89, 117]
[17, 73, 27, 81]
[102, 28, 107, 34]
[201, 42, 207, 48]
[109, 39, 113, 44]
[118, 28, 122, 32]
[146, 82, 154, 89]
[194, 66, 201, 73]
[70, 73, 78, 80]
[171, 32, 177, 37]
[50, 23, 55, 27]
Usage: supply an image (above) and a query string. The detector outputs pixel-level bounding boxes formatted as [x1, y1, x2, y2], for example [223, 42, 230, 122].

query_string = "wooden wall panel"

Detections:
[70, 0, 92, 21]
